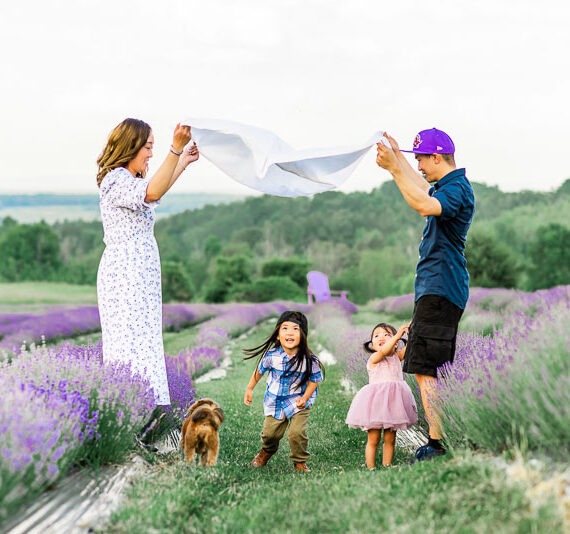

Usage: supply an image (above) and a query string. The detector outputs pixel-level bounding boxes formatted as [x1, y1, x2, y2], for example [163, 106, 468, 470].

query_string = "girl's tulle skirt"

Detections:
[345, 381, 418, 431]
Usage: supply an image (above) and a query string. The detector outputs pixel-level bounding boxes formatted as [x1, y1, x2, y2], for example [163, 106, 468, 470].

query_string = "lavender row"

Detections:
[341, 286, 570, 458]
[0, 303, 223, 353]
[372, 285, 570, 317]
[200, 301, 312, 337]
[1, 301, 317, 520]
[0, 301, 311, 353]
[0, 342, 156, 521]
[438, 287, 570, 459]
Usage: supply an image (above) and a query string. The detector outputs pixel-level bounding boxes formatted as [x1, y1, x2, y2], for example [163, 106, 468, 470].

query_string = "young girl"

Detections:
[243, 310, 324, 473]
[346, 322, 417, 469]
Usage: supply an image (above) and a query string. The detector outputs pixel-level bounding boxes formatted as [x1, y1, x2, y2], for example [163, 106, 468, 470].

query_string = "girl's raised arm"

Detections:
[369, 324, 409, 364]
[395, 324, 409, 361]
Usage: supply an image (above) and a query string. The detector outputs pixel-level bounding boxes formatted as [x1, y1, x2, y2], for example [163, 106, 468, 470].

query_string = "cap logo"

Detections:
[436, 145, 443, 151]
[413, 134, 422, 149]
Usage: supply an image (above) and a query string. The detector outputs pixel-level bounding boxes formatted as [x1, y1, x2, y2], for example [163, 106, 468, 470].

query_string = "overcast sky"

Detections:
[1, 0, 568, 196]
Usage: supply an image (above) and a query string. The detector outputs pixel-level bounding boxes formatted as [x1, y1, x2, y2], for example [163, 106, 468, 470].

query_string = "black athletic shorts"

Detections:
[403, 295, 464, 378]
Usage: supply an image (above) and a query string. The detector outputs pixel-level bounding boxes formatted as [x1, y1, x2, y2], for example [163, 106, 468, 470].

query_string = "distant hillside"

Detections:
[1, 179, 568, 302]
[0, 193, 245, 224]
[150, 178, 570, 300]
[155, 180, 570, 259]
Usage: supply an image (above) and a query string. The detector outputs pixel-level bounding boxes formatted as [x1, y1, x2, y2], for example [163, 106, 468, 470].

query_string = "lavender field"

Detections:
[332, 286, 570, 461]
[0, 300, 305, 522]
[1, 287, 569, 528]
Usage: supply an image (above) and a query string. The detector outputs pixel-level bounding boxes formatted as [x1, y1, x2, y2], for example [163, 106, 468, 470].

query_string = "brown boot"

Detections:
[251, 449, 273, 467]
[294, 462, 311, 473]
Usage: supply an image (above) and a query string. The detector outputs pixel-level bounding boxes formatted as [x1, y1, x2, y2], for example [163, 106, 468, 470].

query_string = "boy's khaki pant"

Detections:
[260, 409, 310, 463]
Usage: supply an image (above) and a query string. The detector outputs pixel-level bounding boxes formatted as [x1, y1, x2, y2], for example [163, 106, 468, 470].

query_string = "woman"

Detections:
[96, 118, 198, 407]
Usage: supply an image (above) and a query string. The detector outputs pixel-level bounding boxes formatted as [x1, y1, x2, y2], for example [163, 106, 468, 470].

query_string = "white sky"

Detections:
[1, 0, 569, 196]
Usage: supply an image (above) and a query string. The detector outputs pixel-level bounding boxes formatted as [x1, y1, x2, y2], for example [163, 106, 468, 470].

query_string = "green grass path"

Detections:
[107, 327, 562, 533]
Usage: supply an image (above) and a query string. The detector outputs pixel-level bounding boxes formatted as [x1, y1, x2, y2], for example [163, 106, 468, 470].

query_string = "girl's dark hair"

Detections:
[363, 322, 398, 354]
[243, 311, 324, 386]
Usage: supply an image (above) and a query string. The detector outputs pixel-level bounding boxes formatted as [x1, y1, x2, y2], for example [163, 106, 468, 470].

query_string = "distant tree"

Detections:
[205, 255, 252, 303]
[334, 247, 416, 304]
[465, 230, 518, 288]
[0, 222, 62, 281]
[54, 220, 103, 262]
[232, 276, 305, 303]
[332, 267, 367, 304]
[184, 256, 210, 296]
[220, 242, 253, 257]
[162, 261, 194, 302]
[527, 223, 570, 290]
[204, 235, 222, 259]
[232, 227, 264, 250]
[306, 241, 355, 278]
[62, 259, 99, 285]
[1, 216, 18, 230]
[261, 257, 311, 288]
[557, 178, 570, 196]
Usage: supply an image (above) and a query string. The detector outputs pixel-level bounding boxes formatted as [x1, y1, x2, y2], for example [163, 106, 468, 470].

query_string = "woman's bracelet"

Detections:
[169, 146, 183, 156]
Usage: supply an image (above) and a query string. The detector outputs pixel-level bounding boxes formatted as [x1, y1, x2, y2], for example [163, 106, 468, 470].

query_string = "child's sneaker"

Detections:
[294, 462, 311, 473]
[414, 444, 446, 462]
[251, 449, 273, 467]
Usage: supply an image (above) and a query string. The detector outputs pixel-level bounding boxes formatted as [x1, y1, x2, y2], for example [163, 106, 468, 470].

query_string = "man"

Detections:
[376, 128, 475, 461]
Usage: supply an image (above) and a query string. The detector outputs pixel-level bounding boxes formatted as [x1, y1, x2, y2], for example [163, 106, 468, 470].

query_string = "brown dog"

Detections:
[180, 398, 224, 466]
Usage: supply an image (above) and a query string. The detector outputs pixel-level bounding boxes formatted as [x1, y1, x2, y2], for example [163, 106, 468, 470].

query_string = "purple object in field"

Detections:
[307, 271, 350, 305]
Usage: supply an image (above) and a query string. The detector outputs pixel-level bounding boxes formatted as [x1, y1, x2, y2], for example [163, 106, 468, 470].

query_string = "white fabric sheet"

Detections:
[181, 117, 383, 197]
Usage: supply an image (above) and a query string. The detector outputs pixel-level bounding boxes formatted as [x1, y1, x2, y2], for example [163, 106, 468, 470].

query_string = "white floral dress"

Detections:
[97, 167, 170, 405]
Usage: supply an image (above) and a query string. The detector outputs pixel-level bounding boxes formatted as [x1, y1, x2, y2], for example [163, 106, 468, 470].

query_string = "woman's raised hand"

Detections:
[180, 142, 200, 168]
[172, 123, 192, 152]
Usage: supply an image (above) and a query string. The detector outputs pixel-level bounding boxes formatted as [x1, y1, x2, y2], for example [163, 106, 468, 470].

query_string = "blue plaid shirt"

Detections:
[258, 347, 324, 420]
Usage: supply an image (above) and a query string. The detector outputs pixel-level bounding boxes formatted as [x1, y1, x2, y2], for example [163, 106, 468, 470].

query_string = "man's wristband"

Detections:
[169, 146, 183, 156]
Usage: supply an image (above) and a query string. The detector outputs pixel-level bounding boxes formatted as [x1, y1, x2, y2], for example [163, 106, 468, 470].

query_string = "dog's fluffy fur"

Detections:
[180, 398, 224, 466]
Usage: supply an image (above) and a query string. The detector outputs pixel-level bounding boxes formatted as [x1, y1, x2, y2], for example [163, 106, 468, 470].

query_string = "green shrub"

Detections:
[261, 257, 311, 288]
[162, 261, 194, 302]
[232, 276, 306, 302]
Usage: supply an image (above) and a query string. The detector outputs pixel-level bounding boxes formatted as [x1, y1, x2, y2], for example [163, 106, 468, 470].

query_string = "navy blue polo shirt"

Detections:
[415, 168, 475, 310]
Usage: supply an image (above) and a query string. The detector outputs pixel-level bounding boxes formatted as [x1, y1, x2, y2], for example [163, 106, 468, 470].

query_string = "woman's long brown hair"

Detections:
[96, 118, 151, 187]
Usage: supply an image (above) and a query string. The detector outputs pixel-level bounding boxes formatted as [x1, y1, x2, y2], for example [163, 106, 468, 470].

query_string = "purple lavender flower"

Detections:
[372, 294, 415, 318]
[162, 303, 220, 332]
[0, 339, 158, 515]
[438, 285, 570, 459]
[0, 306, 101, 352]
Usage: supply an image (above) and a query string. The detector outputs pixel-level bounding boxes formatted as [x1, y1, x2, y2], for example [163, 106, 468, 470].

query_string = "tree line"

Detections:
[1, 179, 569, 304]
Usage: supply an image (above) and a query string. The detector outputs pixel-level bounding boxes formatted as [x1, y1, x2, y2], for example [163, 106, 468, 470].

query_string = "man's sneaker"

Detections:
[414, 444, 446, 462]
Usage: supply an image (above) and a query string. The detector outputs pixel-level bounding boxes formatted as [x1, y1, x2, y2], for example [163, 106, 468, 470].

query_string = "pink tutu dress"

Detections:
[345, 354, 417, 431]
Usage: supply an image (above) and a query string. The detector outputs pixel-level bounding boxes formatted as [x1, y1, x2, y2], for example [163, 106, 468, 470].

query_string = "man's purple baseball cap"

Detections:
[400, 128, 455, 155]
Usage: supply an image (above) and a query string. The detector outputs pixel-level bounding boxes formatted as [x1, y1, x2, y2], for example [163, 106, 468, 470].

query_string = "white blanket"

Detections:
[181, 117, 383, 197]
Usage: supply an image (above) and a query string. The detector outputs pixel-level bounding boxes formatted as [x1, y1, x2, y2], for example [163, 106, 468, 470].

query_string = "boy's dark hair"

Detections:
[243, 310, 324, 386]
[363, 322, 398, 354]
